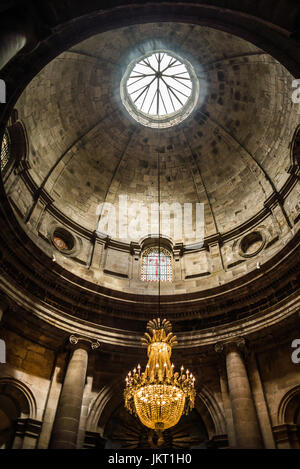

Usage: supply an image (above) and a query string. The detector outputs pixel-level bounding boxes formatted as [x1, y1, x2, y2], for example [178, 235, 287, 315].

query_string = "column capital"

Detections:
[215, 337, 247, 355]
[69, 335, 100, 351]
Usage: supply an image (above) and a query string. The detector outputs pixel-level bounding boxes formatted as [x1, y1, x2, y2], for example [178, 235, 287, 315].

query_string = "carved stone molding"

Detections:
[130, 241, 141, 258]
[214, 337, 247, 355]
[69, 335, 100, 351]
[272, 424, 300, 449]
[83, 431, 106, 449]
[13, 418, 43, 449]
[214, 342, 224, 354]
[173, 243, 184, 260]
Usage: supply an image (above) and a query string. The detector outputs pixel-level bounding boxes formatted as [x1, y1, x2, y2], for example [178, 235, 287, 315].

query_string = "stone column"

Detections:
[217, 361, 236, 447]
[217, 339, 263, 448]
[77, 375, 93, 449]
[38, 353, 66, 449]
[12, 419, 42, 449]
[247, 352, 276, 448]
[50, 335, 100, 449]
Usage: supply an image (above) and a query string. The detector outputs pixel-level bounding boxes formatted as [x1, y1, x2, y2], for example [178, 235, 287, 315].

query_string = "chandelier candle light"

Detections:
[124, 318, 196, 433]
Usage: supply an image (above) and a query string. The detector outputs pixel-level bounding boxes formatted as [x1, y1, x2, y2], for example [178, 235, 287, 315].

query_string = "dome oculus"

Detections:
[121, 50, 199, 128]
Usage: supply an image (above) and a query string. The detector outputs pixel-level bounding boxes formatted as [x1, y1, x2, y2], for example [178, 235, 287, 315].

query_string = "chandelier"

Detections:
[124, 318, 195, 433]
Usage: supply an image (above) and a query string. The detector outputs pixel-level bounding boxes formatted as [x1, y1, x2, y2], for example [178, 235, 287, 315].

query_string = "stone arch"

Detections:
[8, 120, 29, 167]
[290, 124, 300, 171]
[0, 377, 37, 449]
[87, 378, 225, 442]
[1, 116, 28, 180]
[277, 385, 300, 426]
[86, 378, 123, 434]
[0, 377, 37, 420]
[196, 385, 226, 438]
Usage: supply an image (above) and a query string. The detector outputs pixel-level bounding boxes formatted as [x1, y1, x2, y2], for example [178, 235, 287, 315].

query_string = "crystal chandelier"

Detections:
[124, 318, 195, 433]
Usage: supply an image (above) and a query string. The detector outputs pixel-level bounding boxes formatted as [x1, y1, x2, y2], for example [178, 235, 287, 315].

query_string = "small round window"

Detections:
[239, 231, 265, 258]
[121, 50, 199, 128]
[52, 228, 75, 253]
[53, 236, 68, 251]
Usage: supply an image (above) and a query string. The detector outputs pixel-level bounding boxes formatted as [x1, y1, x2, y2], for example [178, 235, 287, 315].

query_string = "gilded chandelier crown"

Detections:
[124, 318, 196, 432]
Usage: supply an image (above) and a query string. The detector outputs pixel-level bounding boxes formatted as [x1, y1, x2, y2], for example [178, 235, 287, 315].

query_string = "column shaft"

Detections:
[226, 345, 263, 448]
[38, 355, 65, 449]
[248, 353, 276, 448]
[50, 346, 88, 449]
[219, 366, 236, 447]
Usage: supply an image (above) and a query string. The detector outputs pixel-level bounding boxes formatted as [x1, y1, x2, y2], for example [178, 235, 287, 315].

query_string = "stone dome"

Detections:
[14, 23, 298, 244]
[2, 20, 298, 301]
[0, 1, 300, 452]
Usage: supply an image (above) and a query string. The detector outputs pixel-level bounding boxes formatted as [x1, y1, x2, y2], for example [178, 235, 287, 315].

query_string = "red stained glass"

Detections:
[141, 247, 172, 282]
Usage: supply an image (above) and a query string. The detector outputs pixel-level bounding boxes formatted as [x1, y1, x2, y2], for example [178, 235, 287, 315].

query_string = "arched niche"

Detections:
[275, 385, 300, 449]
[0, 377, 36, 449]
[278, 385, 300, 426]
[86, 379, 226, 448]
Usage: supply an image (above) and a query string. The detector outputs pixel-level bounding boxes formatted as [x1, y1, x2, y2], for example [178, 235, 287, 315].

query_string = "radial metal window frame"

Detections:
[121, 50, 199, 129]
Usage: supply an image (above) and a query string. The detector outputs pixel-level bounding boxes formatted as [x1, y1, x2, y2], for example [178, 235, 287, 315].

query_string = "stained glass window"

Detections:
[53, 236, 68, 251]
[52, 228, 75, 252]
[141, 247, 172, 282]
[1, 130, 10, 171]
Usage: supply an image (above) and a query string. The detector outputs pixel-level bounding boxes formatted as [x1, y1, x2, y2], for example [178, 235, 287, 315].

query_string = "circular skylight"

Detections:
[120, 50, 199, 128]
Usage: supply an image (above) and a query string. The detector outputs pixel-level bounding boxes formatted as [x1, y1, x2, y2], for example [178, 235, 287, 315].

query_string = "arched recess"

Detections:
[86, 379, 123, 435]
[0, 377, 37, 448]
[290, 125, 300, 172]
[1, 113, 28, 181]
[86, 378, 226, 444]
[196, 385, 227, 438]
[275, 385, 300, 449]
[277, 385, 300, 426]
[0, 377, 37, 420]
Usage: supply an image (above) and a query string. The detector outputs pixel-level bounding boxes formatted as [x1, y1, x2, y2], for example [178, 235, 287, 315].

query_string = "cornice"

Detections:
[1, 279, 299, 351]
